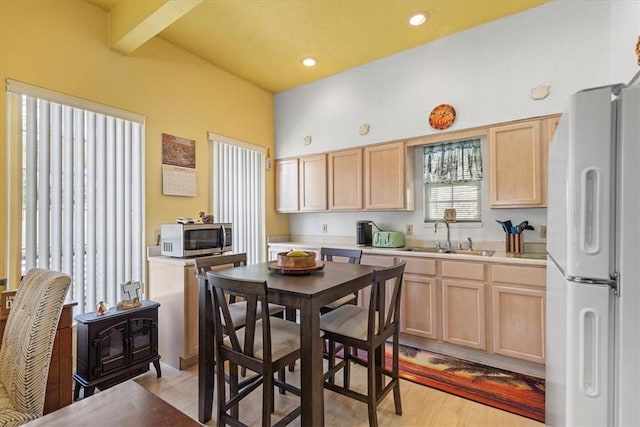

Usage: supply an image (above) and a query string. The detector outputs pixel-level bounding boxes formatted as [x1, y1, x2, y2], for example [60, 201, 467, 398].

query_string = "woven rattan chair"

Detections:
[208, 273, 302, 427]
[320, 261, 406, 427]
[0, 268, 71, 425]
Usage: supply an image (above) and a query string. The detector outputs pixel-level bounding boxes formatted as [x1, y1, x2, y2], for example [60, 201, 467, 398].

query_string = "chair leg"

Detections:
[328, 339, 336, 385]
[216, 357, 227, 426]
[393, 337, 402, 415]
[366, 350, 379, 427]
[287, 308, 296, 372]
[263, 370, 274, 427]
[344, 346, 352, 388]
[230, 362, 239, 419]
[278, 368, 286, 395]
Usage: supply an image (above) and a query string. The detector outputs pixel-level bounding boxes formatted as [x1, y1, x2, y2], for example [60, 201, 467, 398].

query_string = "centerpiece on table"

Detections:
[268, 250, 324, 275]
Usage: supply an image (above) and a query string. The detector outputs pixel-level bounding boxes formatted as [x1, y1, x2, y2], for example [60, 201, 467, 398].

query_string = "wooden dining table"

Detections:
[24, 380, 200, 427]
[197, 261, 376, 426]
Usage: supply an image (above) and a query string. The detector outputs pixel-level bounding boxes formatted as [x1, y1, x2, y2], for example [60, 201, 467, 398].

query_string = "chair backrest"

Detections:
[367, 261, 406, 342]
[206, 272, 274, 368]
[194, 253, 247, 275]
[196, 253, 248, 305]
[320, 247, 362, 264]
[0, 268, 71, 417]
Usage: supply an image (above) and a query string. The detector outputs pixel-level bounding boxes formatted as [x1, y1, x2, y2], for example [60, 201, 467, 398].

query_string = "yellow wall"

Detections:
[0, 0, 290, 281]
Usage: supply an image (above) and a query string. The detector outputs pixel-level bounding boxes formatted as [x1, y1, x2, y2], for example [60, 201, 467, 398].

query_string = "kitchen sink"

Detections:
[402, 247, 445, 253]
[403, 247, 494, 257]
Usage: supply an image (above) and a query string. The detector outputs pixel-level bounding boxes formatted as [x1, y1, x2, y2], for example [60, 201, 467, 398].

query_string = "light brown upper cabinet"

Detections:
[489, 120, 545, 208]
[275, 158, 299, 212]
[364, 141, 406, 210]
[328, 148, 363, 210]
[298, 153, 327, 211]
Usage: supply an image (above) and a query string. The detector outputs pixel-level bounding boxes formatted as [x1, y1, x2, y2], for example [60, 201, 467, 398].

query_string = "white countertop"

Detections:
[269, 241, 547, 266]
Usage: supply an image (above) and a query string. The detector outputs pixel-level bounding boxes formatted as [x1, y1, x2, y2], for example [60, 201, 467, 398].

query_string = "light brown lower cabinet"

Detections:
[399, 257, 439, 340]
[358, 254, 397, 311]
[441, 260, 487, 351]
[268, 248, 547, 365]
[401, 274, 439, 339]
[490, 264, 546, 363]
[148, 256, 199, 370]
[442, 278, 487, 350]
[148, 256, 234, 370]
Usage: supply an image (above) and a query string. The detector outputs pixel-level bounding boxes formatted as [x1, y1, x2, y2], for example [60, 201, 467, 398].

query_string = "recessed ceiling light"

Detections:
[409, 12, 429, 26]
[302, 57, 317, 67]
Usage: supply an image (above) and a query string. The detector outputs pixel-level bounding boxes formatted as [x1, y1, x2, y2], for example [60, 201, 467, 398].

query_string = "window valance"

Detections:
[423, 139, 483, 184]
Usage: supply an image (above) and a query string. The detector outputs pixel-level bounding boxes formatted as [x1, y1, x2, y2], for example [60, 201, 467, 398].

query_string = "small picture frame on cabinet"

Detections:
[0, 290, 17, 318]
[444, 208, 457, 222]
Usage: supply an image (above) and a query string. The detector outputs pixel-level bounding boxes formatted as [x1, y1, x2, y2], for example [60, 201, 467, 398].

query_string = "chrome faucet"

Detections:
[434, 219, 451, 249]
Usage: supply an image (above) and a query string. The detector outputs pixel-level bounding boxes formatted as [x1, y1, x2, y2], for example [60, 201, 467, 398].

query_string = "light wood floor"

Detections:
[135, 361, 543, 427]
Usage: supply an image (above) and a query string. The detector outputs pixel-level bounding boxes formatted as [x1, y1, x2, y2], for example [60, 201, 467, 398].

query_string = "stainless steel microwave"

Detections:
[160, 223, 232, 257]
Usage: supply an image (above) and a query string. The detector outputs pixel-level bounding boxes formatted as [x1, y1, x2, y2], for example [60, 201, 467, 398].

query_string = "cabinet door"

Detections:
[184, 264, 199, 360]
[491, 263, 546, 363]
[364, 142, 405, 209]
[275, 158, 299, 212]
[401, 274, 439, 339]
[489, 120, 544, 207]
[299, 154, 327, 211]
[491, 285, 545, 363]
[358, 254, 396, 310]
[328, 148, 362, 210]
[442, 279, 486, 350]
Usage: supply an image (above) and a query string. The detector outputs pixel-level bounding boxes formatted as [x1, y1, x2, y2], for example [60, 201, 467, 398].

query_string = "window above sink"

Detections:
[423, 139, 483, 223]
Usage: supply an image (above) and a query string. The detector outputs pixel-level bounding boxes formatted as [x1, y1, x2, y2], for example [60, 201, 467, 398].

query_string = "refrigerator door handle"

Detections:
[567, 273, 619, 294]
[580, 167, 600, 255]
[578, 308, 600, 397]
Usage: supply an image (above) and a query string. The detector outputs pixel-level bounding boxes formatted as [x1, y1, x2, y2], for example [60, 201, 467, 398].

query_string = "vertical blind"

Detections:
[210, 136, 266, 264]
[7, 80, 145, 314]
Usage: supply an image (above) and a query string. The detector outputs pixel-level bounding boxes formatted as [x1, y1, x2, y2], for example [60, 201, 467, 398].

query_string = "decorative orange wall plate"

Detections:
[429, 104, 456, 130]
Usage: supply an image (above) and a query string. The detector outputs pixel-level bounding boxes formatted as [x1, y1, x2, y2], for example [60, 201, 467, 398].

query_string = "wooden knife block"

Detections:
[506, 233, 524, 253]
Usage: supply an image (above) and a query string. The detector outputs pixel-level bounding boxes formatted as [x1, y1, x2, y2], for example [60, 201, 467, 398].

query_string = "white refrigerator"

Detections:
[546, 82, 640, 426]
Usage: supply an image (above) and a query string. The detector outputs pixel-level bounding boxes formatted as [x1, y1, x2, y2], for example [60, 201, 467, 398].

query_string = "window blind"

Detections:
[423, 139, 483, 222]
[210, 135, 266, 264]
[7, 80, 145, 314]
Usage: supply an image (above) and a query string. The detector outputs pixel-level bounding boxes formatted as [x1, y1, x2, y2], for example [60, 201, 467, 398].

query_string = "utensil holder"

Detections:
[506, 233, 524, 253]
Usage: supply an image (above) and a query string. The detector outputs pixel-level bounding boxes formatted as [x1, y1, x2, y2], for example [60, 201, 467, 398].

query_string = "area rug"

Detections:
[363, 343, 545, 423]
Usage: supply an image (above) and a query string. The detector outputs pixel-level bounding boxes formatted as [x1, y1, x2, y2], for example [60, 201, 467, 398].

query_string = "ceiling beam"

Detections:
[109, 0, 201, 54]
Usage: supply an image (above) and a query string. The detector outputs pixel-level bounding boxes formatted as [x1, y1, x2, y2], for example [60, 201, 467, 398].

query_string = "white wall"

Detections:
[274, 1, 630, 246]
[275, 1, 612, 158]
[610, 1, 640, 83]
[289, 141, 548, 246]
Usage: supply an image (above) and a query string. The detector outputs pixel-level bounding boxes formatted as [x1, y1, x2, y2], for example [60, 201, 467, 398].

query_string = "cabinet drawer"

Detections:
[398, 257, 437, 275]
[361, 254, 396, 267]
[442, 261, 485, 281]
[492, 264, 546, 288]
